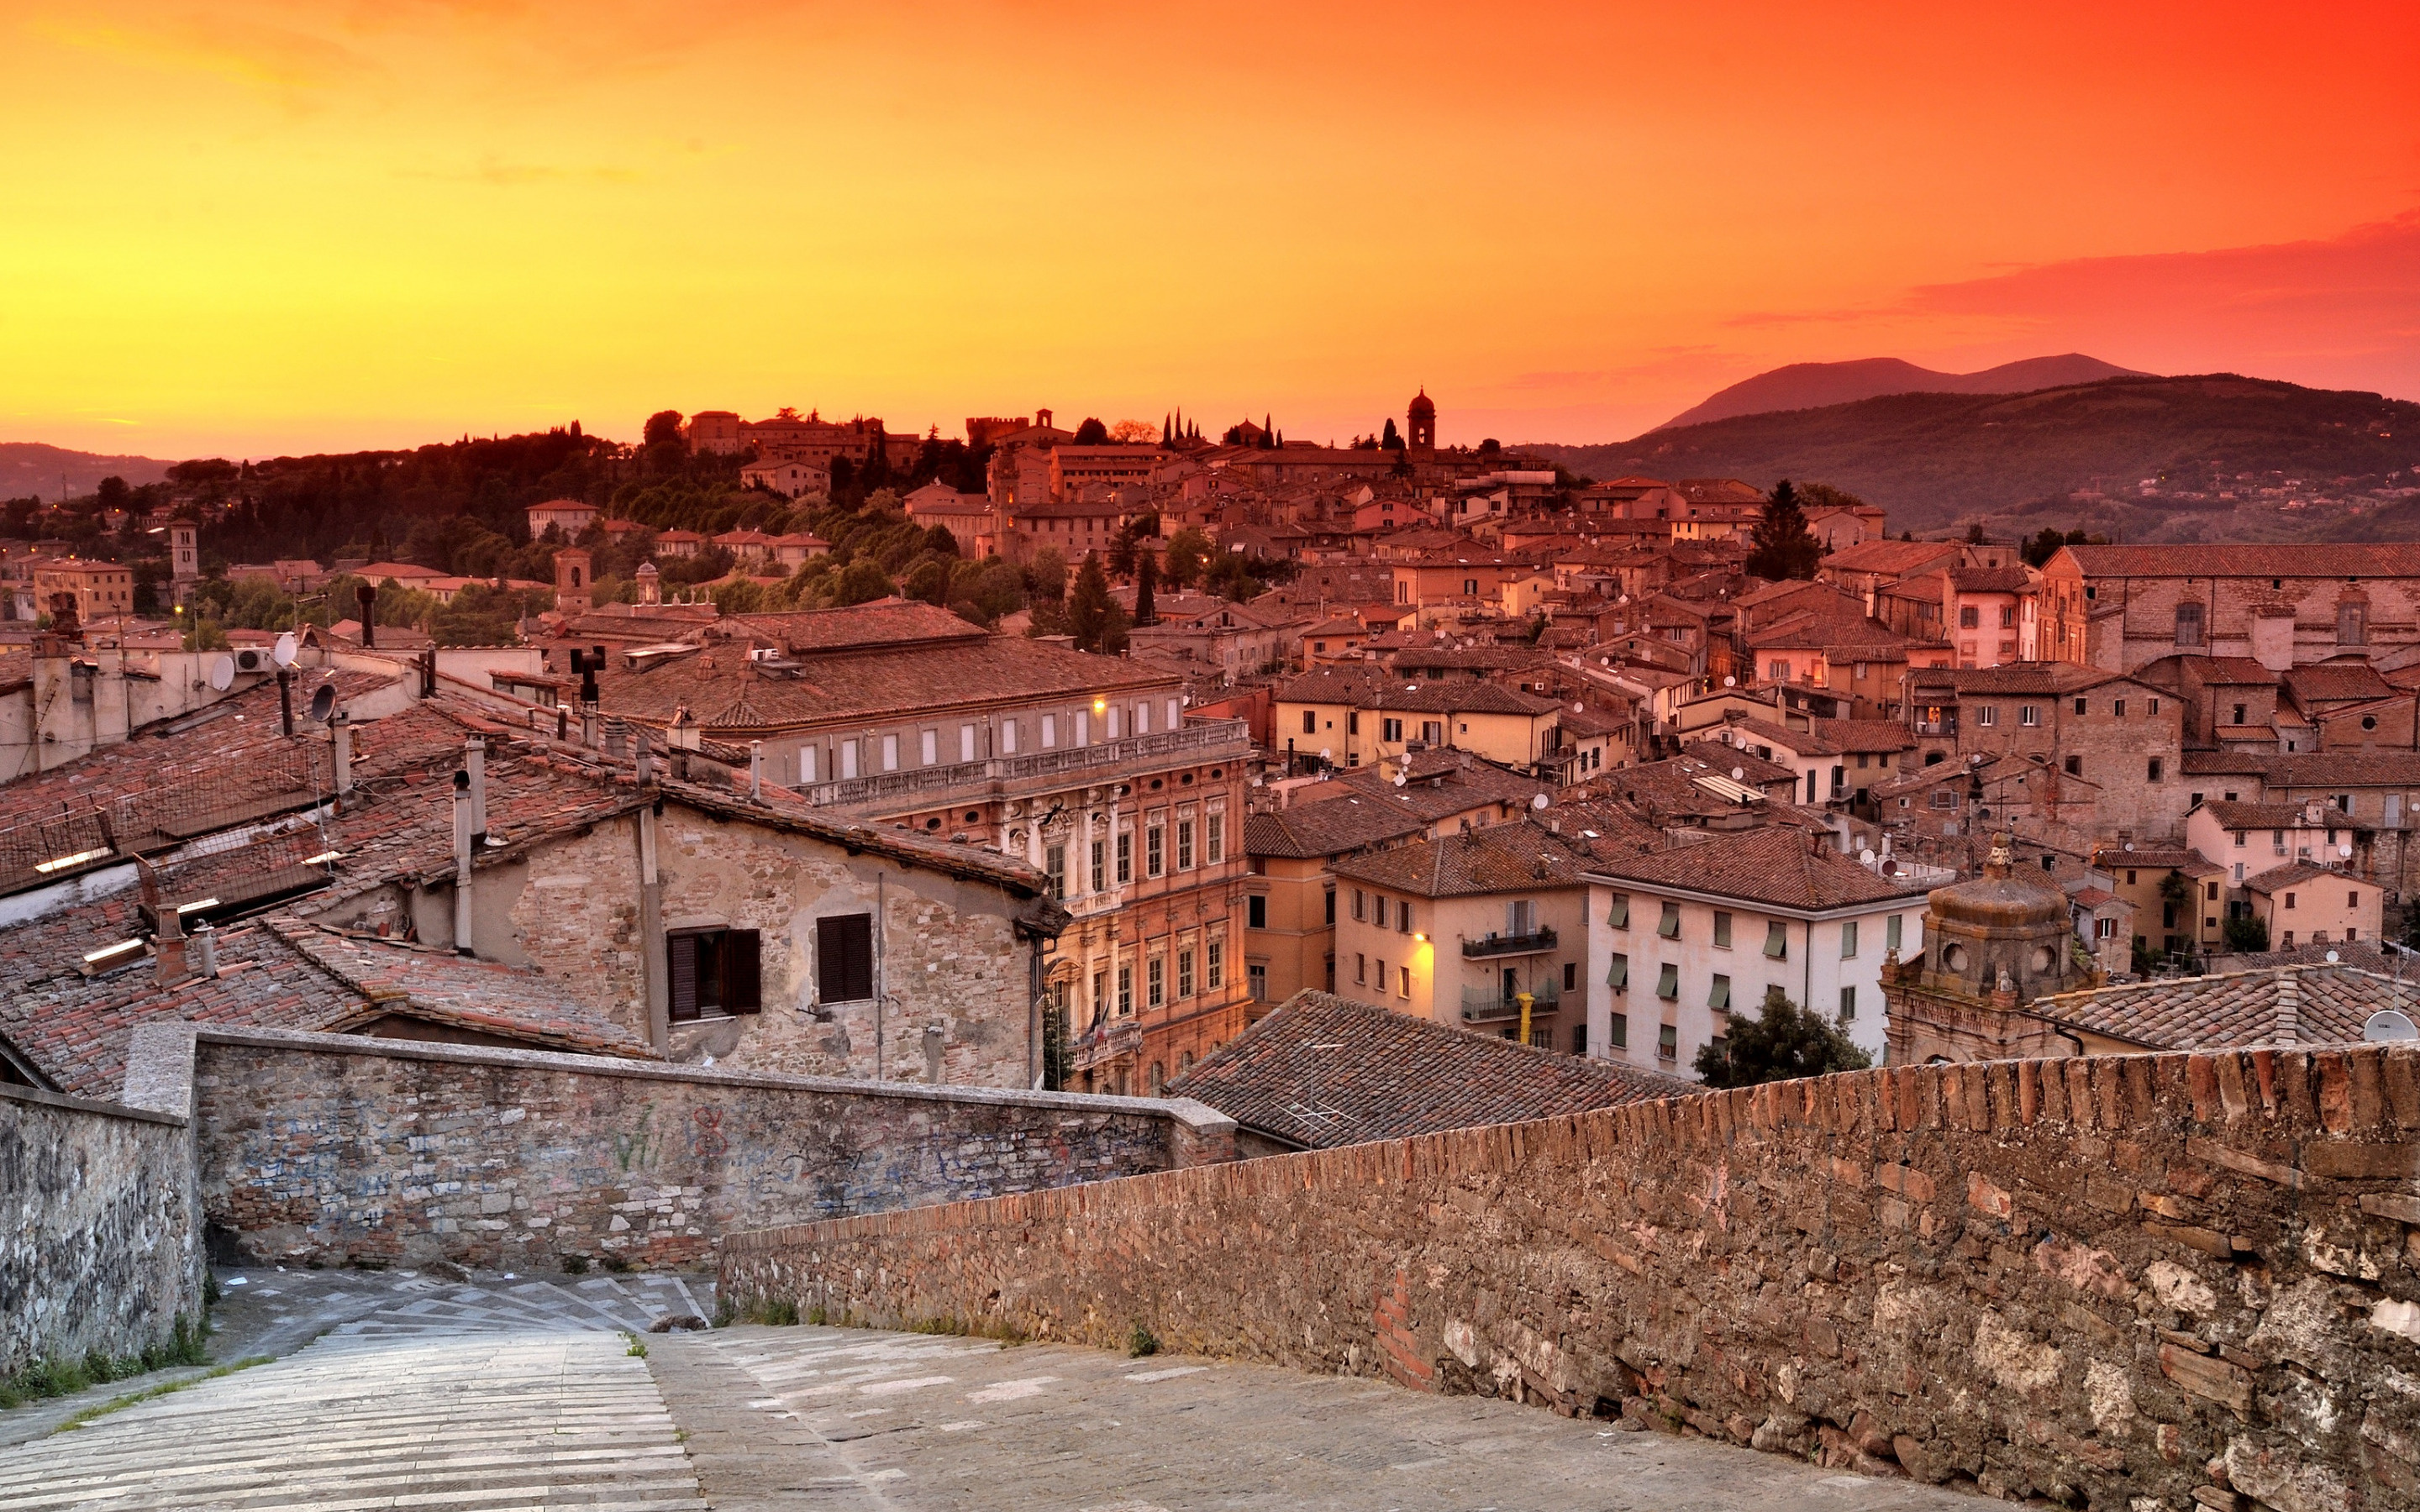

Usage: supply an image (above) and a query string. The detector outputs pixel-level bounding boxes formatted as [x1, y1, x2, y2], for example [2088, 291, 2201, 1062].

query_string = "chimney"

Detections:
[357, 582, 376, 648]
[465, 736, 487, 842]
[452, 768, 475, 957]
[635, 725, 654, 785]
[750, 740, 764, 800]
[138, 860, 190, 987]
[332, 711, 354, 797]
[277, 667, 296, 737]
[192, 921, 218, 979]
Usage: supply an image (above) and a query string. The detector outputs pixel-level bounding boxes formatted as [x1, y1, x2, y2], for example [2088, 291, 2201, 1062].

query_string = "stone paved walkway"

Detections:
[3, 1271, 1972, 1510]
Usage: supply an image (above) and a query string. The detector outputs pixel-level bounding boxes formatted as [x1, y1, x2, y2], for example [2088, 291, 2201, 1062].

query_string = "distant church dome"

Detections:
[1407, 389, 1435, 418]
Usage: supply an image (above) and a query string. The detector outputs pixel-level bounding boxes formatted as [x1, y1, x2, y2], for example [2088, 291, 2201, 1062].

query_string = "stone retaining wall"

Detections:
[0, 1083, 201, 1377]
[182, 1026, 1234, 1271]
[721, 1046, 2420, 1509]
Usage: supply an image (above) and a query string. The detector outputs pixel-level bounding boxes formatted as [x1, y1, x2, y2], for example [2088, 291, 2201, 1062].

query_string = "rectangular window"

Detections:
[1178, 949, 1196, 997]
[1398, 902, 1413, 935]
[1249, 963, 1268, 1000]
[812, 915, 871, 1005]
[1929, 788, 1957, 811]
[1398, 964, 1411, 998]
[2065, 754, 2083, 777]
[881, 733, 901, 771]
[1572, 1023, 1587, 1057]
[1656, 963, 1679, 1000]
[1960, 606, 1979, 628]
[1107, 706, 1122, 739]
[1976, 706, 1996, 727]
[1606, 953, 1628, 990]
[1177, 820, 1195, 870]
[1076, 711, 1091, 744]
[960, 723, 977, 762]
[1207, 814, 1225, 865]
[1382, 717, 1403, 742]
[1302, 710, 1317, 735]
[1839, 985, 1856, 1022]
[1246, 894, 1266, 929]
[1708, 974, 1731, 1011]
[1117, 831, 1133, 885]
[1148, 956, 1165, 1008]
[1042, 714, 1058, 748]
[1324, 888, 1336, 925]
[2113, 700, 2126, 718]
[1840, 921, 1859, 958]
[1090, 838, 1106, 893]
[1167, 697, 1181, 732]
[1147, 822, 1165, 878]
[1002, 719, 1018, 755]
[1764, 921, 1789, 959]
[1606, 893, 1630, 928]
[1355, 952, 1366, 984]
[1352, 888, 1366, 921]
[1658, 900, 1681, 939]
[1375, 895, 1390, 929]
[840, 739, 860, 779]
[2074, 697, 2088, 716]
[920, 728, 939, 765]
[1657, 1023, 1677, 1061]
[1117, 963, 1133, 1015]
[2340, 601, 2367, 646]
[1563, 961, 1578, 991]
[2019, 706, 2040, 727]
[1712, 911, 1732, 948]
[1045, 844, 1067, 899]
[2148, 757, 2164, 781]
[1134, 702, 1150, 736]
[671, 927, 765, 1021]
[1207, 939, 1224, 990]
[1886, 913, 1903, 951]
[2175, 601, 2205, 648]
[1609, 1012, 1628, 1049]
[1348, 711, 1360, 735]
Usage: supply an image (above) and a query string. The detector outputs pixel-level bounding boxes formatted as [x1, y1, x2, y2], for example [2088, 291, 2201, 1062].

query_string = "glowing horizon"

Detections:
[3, 1, 2415, 461]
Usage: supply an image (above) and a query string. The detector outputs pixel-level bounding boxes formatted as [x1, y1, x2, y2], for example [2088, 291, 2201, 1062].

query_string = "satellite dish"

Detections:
[208, 654, 234, 691]
[1394, 769, 1407, 787]
[1531, 792, 1549, 811]
[2340, 843, 2354, 858]
[1723, 676, 1736, 688]
[2123, 842, 2135, 852]
[308, 683, 336, 723]
[1860, 848, 1876, 864]
[2365, 1010, 2419, 1042]
[1730, 766, 1744, 781]
[271, 631, 297, 668]
[1573, 702, 1583, 713]
[2326, 949, 2342, 963]
[1319, 748, 1332, 761]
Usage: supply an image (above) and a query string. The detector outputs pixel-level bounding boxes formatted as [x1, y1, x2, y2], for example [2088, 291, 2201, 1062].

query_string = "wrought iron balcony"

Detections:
[1460, 980, 1560, 1022]
[1461, 927, 1557, 958]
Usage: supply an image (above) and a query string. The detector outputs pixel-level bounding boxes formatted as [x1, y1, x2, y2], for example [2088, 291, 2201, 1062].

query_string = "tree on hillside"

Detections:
[1065, 555, 1128, 654]
[1744, 480, 1822, 580]
[1162, 528, 1211, 589]
[2022, 527, 2107, 568]
[1692, 987, 1871, 1088]
[1793, 480, 1871, 513]
[1073, 417, 1110, 445]
[1108, 419, 1157, 444]
[1381, 417, 1403, 451]
[644, 411, 684, 448]
[1134, 551, 1158, 627]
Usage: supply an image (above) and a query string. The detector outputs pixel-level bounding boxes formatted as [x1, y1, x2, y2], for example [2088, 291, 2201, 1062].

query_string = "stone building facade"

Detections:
[2040, 542, 2420, 672]
[1906, 664, 2190, 843]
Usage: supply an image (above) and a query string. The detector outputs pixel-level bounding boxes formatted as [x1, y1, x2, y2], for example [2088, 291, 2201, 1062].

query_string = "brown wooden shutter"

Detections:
[817, 914, 873, 1002]
[723, 929, 762, 1014]
[668, 933, 700, 1022]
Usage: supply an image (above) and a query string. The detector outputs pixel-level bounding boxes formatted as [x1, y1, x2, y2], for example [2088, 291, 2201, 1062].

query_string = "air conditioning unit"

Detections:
[233, 648, 269, 674]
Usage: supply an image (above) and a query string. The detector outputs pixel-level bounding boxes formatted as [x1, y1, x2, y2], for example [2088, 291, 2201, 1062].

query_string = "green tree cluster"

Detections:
[1691, 988, 1872, 1088]
[1744, 480, 1823, 580]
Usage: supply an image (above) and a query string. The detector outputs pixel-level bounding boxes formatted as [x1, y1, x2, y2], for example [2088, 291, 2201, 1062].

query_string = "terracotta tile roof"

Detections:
[1821, 539, 1960, 575]
[2242, 860, 2364, 895]
[1586, 827, 1930, 912]
[1244, 801, 1423, 860]
[2035, 963, 2412, 1049]
[2066, 543, 2420, 578]
[2233, 940, 2398, 974]
[2197, 800, 2370, 833]
[1330, 819, 1597, 898]
[1906, 663, 2122, 696]
[1948, 566, 2033, 593]
[1715, 716, 1913, 756]
[2186, 656, 2281, 685]
[1165, 990, 1688, 1151]
[1269, 665, 1560, 717]
[2284, 664, 2396, 706]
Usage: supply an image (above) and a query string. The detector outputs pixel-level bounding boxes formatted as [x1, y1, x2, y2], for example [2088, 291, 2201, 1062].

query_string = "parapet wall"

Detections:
[184, 1027, 1234, 1270]
[721, 1046, 2420, 1508]
[0, 1084, 201, 1377]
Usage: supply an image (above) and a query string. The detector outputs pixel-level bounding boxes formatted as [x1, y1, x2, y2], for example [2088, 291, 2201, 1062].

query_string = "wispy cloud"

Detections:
[37, 12, 381, 105]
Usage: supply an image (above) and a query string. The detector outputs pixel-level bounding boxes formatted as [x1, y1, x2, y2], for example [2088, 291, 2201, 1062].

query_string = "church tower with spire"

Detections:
[1407, 388, 1436, 455]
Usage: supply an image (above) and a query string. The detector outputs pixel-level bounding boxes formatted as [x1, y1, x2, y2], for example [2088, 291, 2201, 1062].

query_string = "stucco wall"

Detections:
[0, 1084, 201, 1377]
[186, 1027, 1233, 1272]
[722, 1045, 2420, 1509]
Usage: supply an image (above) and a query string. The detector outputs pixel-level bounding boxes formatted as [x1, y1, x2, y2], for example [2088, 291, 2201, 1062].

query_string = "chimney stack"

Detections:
[750, 740, 764, 800]
[138, 860, 191, 987]
[464, 736, 487, 843]
[332, 711, 354, 797]
[277, 667, 296, 737]
[192, 921, 218, 979]
[357, 582, 377, 648]
[452, 768, 475, 957]
[635, 725, 654, 785]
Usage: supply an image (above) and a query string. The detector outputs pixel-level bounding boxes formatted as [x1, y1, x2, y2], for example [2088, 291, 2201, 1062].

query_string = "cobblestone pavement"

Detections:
[7, 1273, 1972, 1509]
[649, 1325, 1974, 1511]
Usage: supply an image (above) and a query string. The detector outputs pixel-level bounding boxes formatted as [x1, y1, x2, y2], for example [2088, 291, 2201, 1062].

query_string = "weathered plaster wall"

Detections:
[0, 1084, 200, 1376]
[723, 1046, 2420, 1509]
[188, 1027, 1233, 1272]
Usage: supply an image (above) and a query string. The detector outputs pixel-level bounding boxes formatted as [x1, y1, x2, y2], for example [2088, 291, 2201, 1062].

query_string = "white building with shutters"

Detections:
[1583, 827, 1933, 1075]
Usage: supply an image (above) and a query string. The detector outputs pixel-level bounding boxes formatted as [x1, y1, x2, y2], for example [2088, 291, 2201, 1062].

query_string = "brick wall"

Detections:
[183, 1026, 1234, 1271]
[0, 1084, 201, 1377]
[722, 1046, 2420, 1507]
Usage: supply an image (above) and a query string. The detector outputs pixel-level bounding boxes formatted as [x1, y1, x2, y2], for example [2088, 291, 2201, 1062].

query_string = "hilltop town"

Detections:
[9, 392, 2420, 1509]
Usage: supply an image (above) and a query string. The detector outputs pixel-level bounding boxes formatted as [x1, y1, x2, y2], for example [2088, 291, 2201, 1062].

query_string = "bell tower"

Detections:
[1407, 389, 1437, 454]
[555, 547, 592, 617]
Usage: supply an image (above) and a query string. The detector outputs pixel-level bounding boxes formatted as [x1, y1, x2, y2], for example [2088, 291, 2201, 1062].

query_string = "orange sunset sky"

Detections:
[3, 1, 2416, 459]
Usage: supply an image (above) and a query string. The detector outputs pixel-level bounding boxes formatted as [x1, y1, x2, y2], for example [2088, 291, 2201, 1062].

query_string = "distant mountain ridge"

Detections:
[0, 442, 176, 502]
[1657, 354, 2150, 430]
[1518, 375, 2420, 537]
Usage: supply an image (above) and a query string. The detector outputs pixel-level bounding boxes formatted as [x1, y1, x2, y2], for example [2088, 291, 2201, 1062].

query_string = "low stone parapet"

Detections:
[718, 1046, 2420, 1506]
